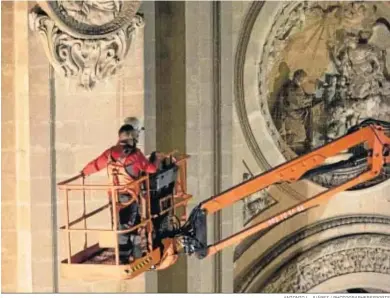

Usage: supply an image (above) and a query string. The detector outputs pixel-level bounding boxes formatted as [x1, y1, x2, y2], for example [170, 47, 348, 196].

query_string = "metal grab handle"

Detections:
[57, 173, 83, 186]
[116, 190, 139, 208]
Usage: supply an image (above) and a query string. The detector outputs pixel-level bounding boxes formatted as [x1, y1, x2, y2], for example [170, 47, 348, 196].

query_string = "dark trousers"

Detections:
[118, 194, 140, 262]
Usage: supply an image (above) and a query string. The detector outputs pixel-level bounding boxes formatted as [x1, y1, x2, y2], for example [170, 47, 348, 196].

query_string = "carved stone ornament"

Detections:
[260, 234, 390, 293]
[244, 191, 276, 224]
[37, 1, 141, 39]
[29, 4, 144, 90]
[245, 1, 390, 189]
[235, 214, 390, 292]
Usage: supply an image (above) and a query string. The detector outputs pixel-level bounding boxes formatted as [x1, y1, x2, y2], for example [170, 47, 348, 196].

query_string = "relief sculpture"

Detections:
[57, 0, 124, 26]
[323, 31, 390, 141]
[259, 1, 390, 188]
[260, 234, 390, 293]
[275, 69, 322, 154]
[29, 3, 144, 90]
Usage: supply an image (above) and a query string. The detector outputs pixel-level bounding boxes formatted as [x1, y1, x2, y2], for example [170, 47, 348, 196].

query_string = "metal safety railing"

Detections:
[57, 152, 192, 267]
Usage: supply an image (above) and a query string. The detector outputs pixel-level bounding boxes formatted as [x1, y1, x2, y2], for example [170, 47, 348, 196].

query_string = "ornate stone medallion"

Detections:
[38, 1, 141, 39]
[29, 2, 144, 90]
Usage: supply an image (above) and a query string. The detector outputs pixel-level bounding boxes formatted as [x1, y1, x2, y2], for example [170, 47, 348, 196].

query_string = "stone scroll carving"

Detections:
[29, 2, 143, 90]
[260, 234, 390, 293]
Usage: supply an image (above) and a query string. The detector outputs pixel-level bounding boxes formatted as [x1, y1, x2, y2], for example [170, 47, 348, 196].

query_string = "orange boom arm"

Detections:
[179, 120, 390, 259]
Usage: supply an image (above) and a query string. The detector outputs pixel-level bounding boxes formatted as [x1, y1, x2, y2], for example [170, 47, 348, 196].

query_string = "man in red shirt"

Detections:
[81, 123, 159, 264]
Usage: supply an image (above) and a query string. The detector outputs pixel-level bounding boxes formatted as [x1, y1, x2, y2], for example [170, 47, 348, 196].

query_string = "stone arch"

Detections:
[235, 214, 390, 292]
[309, 273, 390, 293]
[257, 234, 390, 293]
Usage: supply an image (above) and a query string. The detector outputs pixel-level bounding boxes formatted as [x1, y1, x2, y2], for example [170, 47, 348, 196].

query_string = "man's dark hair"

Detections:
[118, 124, 134, 136]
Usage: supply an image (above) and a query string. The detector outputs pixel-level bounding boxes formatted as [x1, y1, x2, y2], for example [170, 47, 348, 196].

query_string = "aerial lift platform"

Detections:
[57, 119, 390, 280]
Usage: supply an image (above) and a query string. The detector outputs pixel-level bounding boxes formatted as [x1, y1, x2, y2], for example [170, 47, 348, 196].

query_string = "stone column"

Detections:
[153, 1, 235, 292]
[185, 2, 235, 293]
[2, 1, 20, 292]
[142, 1, 158, 292]
[2, 1, 57, 292]
[27, 0, 55, 290]
[219, 2, 235, 293]
[14, 1, 33, 290]
[154, 1, 187, 292]
[184, 1, 215, 292]
[142, 1, 157, 156]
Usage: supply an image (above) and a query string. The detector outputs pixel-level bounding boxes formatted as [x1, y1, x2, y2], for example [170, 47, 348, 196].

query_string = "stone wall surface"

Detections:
[1, 1, 146, 292]
[2, 1, 18, 292]
[4, 0, 390, 294]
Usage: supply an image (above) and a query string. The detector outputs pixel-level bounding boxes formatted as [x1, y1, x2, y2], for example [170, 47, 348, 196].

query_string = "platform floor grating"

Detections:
[83, 248, 116, 265]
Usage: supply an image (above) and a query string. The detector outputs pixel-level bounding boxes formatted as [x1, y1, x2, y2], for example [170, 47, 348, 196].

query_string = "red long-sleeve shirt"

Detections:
[82, 144, 157, 177]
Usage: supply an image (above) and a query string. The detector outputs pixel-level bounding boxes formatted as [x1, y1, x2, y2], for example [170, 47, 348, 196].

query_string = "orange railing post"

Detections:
[145, 175, 153, 253]
[65, 189, 71, 264]
[82, 176, 87, 249]
[111, 186, 119, 266]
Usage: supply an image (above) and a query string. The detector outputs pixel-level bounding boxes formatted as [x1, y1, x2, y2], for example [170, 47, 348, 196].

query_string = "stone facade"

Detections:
[2, 0, 146, 292]
[3, 0, 390, 294]
[2, 1, 18, 292]
[2, 0, 236, 293]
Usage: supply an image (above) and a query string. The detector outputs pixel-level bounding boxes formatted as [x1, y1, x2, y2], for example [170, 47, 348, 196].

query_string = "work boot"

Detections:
[120, 257, 130, 265]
